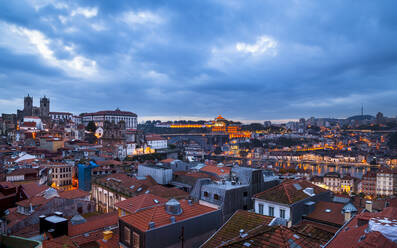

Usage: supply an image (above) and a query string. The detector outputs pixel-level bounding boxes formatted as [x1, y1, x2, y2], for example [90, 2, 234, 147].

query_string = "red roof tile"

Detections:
[58, 189, 89, 200]
[254, 179, 328, 205]
[68, 212, 118, 237]
[327, 207, 397, 248]
[306, 201, 345, 226]
[121, 199, 218, 232]
[114, 193, 167, 214]
[200, 165, 231, 177]
[21, 182, 49, 198]
[43, 235, 78, 248]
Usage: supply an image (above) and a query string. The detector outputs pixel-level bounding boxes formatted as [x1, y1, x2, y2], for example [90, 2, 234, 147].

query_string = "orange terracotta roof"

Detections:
[121, 200, 218, 232]
[58, 189, 89, 200]
[96, 159, 122, 166]
[43, 235, 78, 248]
[21, 182, 49, 198]
[219, 225, 323, 247]
[114, 193, 167, 214]
[147, 185, 189, 199]
[254, 179, 328, 205]
[327, 207, 397, 248]
[200, 165, 231, 177]
[68, 212, 118, 237]
[306, 201, 345, 226]
[17, 195, 50, 208]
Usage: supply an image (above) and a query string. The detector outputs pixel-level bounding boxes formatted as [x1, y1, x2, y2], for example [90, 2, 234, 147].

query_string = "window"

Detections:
[243, 192, 248, 197]
[269, 206, 274, 217]
[258, 203, 264, 215]
[214, 194, 220, 200]
[133, 232, 140, 248]
[124, 226, 131, 245]
[204, 191, 209, 197]
[280, 209, 286, 219]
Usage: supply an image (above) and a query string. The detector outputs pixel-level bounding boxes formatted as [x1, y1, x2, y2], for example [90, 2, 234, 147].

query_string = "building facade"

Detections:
[82, 109, 137, 129]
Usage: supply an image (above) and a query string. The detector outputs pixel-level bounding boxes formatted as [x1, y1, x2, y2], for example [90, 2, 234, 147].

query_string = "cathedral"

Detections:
[17, 94, 50, 120]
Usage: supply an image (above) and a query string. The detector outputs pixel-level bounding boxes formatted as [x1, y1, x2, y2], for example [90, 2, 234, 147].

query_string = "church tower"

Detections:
[23, 94, 33, 117]
[40, 96, 50, 117]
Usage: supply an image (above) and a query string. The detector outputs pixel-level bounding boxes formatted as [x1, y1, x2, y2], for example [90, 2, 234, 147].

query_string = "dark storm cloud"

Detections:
[0, 0, 397, 121]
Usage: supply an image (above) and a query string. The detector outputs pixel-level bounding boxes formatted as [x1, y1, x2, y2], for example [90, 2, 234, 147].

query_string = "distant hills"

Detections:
[346, 115, 375, 121]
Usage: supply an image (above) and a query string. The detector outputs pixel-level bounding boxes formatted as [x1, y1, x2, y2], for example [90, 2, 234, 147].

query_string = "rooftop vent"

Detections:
[149, 221, 155, 229]
[153, 199, 159, 204]
[165, 199, 182, 215]
[145, 190, 150, 194]
[170, 216, 176, 223]
[325, 209, 332, 213]
[293, 183, 302, 190]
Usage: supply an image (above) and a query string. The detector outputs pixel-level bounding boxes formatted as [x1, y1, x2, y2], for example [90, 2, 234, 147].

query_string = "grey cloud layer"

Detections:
[0, 0, 396, 121]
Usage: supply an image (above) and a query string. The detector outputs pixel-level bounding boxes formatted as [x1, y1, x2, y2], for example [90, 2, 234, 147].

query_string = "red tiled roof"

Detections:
[327, 207, 397, 248]
[17, 195, 50, 208]
[68, 212, 118, 237]
[306, 201, 345, 226]
[146, 134, 166, 141]
[21, 182, 49, 198]
[59, 189, 89, 200]
[7, 168, 38, 176]
[43, 235, 78, 248]
[147, 185, 189, 199]
[21, 122, 37, 128]
[254, 179, 328, 205]
[114, 193, 167, 214]
[96, 159, 122, 166]
[202, 210, 274, 248]
[200, 165, 231, 177]
[219, 225, 323, 248]
[121, 200, 217, 232]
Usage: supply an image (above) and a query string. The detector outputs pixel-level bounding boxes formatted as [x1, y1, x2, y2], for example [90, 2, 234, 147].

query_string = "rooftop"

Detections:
[201, 210, 274, 248]
[254, 179, 328, 205]
[121, 199, 218, 232]
[114, 193, 167, 214]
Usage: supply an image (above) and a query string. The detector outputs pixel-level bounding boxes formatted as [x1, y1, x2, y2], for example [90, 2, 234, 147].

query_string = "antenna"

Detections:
[361, 104, 363, 116]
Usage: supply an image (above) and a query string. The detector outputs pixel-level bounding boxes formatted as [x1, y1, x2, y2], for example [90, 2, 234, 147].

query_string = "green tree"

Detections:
[86, 121, 97, 133]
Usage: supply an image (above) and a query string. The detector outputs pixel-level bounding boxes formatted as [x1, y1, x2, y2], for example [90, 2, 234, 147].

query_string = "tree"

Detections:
[86, 121, 97, 133]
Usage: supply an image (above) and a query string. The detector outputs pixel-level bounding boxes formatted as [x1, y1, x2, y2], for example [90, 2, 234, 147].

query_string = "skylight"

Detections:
[293, 183, 302, 190]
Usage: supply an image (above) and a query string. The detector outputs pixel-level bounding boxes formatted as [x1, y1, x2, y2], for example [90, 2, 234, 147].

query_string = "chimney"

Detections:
[365, 201, 372, 212]
[102, 230, 113, 242]
[39, 215, 46, 234]
[344, 210, 352, 222]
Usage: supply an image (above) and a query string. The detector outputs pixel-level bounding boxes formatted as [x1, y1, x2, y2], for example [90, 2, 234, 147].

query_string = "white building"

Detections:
[253, 180, 331, 225]
[22, 116, 42, 130]
[376, 167, 396, 196]
[49, 112, 72, 122]
[146, 134, 167, 150]
[82, 108, 137, 129]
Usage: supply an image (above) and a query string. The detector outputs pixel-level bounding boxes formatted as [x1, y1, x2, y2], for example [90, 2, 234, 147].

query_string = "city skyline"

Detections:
[1, 1, 397, 120]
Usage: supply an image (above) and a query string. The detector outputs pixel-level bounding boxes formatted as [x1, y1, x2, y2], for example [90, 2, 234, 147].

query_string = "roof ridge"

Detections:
[283, 183, 292, 204]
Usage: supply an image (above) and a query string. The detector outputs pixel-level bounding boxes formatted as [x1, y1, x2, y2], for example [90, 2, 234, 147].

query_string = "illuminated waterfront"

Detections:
[275, 161, 376, 178]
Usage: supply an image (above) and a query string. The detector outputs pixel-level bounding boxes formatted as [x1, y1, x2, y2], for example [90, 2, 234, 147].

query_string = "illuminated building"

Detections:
[82, 108, 137, 129]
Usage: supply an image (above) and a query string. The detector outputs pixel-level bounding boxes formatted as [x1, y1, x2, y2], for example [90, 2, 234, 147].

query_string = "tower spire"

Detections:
[361, 104, 363, 116]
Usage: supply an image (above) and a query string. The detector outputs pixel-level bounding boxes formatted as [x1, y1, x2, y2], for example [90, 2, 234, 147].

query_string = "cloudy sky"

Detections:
[0, 0, 396, 123]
